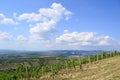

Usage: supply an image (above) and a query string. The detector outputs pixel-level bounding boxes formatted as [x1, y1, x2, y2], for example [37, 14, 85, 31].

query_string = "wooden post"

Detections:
[78, 55, 82, 69]
[51, 65, 54, 80]
[106, 53, 108, 58]
[97, 54, 99, 62]
[65, 60, 69, 74]
[88, 56, 91, 64]
[111, 52, 113, 57]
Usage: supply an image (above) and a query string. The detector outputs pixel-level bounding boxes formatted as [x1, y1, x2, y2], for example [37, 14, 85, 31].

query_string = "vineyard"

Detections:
[0, 51, 120, 80]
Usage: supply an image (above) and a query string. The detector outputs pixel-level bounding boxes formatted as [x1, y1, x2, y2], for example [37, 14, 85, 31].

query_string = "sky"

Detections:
[0, 0, 120, 51]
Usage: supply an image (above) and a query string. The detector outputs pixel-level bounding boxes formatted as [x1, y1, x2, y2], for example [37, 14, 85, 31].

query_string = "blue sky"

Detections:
[0, 0, 120, 51]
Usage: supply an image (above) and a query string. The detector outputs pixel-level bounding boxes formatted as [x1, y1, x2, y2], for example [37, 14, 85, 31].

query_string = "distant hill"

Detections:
[0, 49, 108, 59]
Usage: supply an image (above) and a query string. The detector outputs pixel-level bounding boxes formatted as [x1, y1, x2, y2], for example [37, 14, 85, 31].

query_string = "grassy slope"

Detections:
[68, 56, 120, 80]
[41, 56, 120, 80]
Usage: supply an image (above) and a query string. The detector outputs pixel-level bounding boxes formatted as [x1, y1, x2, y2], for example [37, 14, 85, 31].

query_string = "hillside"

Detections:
[66, 56, 120, 80]
[38, 56, 120, 80]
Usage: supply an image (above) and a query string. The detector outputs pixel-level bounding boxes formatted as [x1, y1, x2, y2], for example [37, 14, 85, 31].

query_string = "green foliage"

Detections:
[81, 57, 88, 64]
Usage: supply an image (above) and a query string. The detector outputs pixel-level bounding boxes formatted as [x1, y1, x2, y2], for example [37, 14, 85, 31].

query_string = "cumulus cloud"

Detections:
[0, 32, 27, 41]
[16, 3, 72, 41]
[56, 32, 115, 46]
[17, 3, 72, 22]
[39, 2, 72, 21]
[0, 32, 13, 40]
[29, 20, 56, 40]
[0, 13, 18, 25]
[56, 32, 95, 43]
[17, 13, 45, 22]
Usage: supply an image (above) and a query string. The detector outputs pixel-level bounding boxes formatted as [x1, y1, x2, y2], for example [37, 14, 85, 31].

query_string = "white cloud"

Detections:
[56, 32, 95, 43]
[16, 35, 27, 41]
[30, 20, 56, 34]
[18, 2, 72, 41]
[29, 20, 56, 40]
[98, 40, 108, 46]
[17, 2, 72, 23]
[0, 13, 18, 25]
[39, 2, 72, 21]
[56, 32, 115, 47]
[0, 32, 13, 40]
[17, 13, 45, 22]
[0, 32, 27, 41]
[16, 3, 72, 41]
